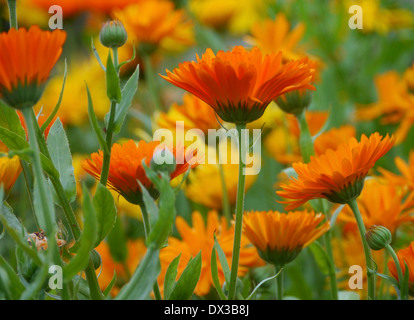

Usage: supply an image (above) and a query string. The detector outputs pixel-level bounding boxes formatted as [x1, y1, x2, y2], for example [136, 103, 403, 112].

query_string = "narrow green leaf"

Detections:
[169, 252, 202, 300]
[103, 271, 117, 298]
[164, 253, 181, 300]
[211, 247, 227, 300]
[106, 218, 128, 263]
[106, 52, 122, 103]
[309, 241, 332, 275]
[246, 268, 283, 300]
[93, 183, 117, 247]
[214, 236, 231, 288]
[105, 65, 140, 134]
[63, 186, 98, 281]
[86, 84, 108, 154]
[0, 255, 25, 299]
[115, 247, 160, 300]
[46, 118, 76, 203]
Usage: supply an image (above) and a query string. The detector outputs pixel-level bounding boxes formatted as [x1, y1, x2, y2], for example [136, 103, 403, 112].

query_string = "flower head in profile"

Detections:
[243, 210, 330, 267]
[277, 133, 395, 210]
[0, 26, 66, 109]
[338, 178, 414, 234]
[158, 211, 263, 296]
[161, 46, 316, 124]
[113, 0, 194, 54]
[82, 140, 198, 205]
[388, 242, 414, 296]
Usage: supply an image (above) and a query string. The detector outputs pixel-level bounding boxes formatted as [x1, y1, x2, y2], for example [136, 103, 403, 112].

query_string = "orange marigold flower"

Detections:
[0, 26, 66, 109]
[313, 125, 356, 156]
[160, 46, 316, 124]
[243, 210, 330, 267]
[379, 151, 414, 191]
[82, 140, 197, 205]
[338, 178, 414, 234]
[0, 142, 22, 193]
[113, 0, 194, 53]
[277, 133, 395, 210]
[158, 93, 220, 135]
[158, 210, 263, 297]
[388, 242, 414, 296]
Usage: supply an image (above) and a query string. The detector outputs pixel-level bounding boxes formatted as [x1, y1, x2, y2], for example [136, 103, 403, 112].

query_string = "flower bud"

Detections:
[99, 20, 127, 48]
[365, 225, 392, 251]
[150, 148, 176, 175]
[276, 89, 312, 116]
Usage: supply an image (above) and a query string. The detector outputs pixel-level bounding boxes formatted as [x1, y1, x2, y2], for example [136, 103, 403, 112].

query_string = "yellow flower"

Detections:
[243, 210, 330, 266]
[184, 141, 258, 210]
[158, 210, 263, 296]
[113, 0, 194, 54]
[34, 57, 108, 127]
[344, 0, 413, 34]
[0, 142, 22, 193]
[189, 0, 269, 34]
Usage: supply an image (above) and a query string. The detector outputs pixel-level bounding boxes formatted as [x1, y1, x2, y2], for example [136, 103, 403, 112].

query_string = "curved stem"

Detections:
[348, 199, 376, 300]
[227, 123, 247, 300]
[275, 266, 283, 300]
[386, 244, 407, 300]
[6, 0, 18, 29]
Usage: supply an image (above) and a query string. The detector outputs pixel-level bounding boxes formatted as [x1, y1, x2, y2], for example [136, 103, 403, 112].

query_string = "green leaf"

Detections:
[86, 84, 108, 154]
[246, 268, 283, 300]
[0, 101, 25, 138]
[163, 253, 181, 300]
[0, 255, 25, 299]
[63, 186, 98, 281]
[105, 65, 140, 134]
[401, 261, 410, 300]
[93, 183, 117, 247]
[214, 236, 231, 288]
[106, 217, 128, 263]
[309, 241, 332, 275]
[115, 247, 160, 300]
[211, 247, 227, 300]
[106, 52, 122, 103]
[169, 252, 202, 300]
[46, 118, 76, 203]
[103, 271, 117, 298]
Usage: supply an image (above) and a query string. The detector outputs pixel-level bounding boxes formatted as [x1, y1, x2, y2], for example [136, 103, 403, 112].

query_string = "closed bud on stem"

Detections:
[100, 20, 128, 48]
[276, 89, 312, 116]
[150, 148, 176, 175]
[365, 225, 392, 251]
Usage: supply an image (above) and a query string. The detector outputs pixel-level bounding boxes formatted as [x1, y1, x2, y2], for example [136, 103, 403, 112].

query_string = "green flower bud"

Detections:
[365, 225, 392, 251]
[150, 148, 176, 175]
[90, 249, 102, 270]
[99, 20, 128, 48]
[276, 89, 312, 116]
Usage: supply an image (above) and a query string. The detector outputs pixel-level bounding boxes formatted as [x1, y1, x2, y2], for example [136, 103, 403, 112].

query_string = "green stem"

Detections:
[385, 244, 407, 300]
[378, 249, 389, 299]
[100, 100, 117, 186]
[348, 199, 376, 300]
[297, 111, 314, 163]
[140, 205, 162, 300]
[227, 123, 247, 300]
[322, 228, 339, 300]
[276, 267, 283, 300]
[6, 0, 18, 29]
[143, 54, 163, 112]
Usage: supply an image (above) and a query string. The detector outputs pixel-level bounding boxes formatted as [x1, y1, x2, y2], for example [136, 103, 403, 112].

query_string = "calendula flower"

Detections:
[82, 140, 197, 205]
[0, 142, 22, 193]
[158, 211, 263, 296]
[356, 69, 414, 144]
[158, 93, 220, 135]
[113, 0, 194, 54]
[313, 125, 357, 156]
[243, 210, 330, 267]
[95, 239, 147, 297]
[388, 242, 414, 296]
[0, 26, 66, 109]
[338, 178, 414, 234]
[189, 0, 269, 34]
[161, 46, 316, 124]
[344, 0, 413, 34]
[277, 133, 395, 210]
[379, 151, 414, 191]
